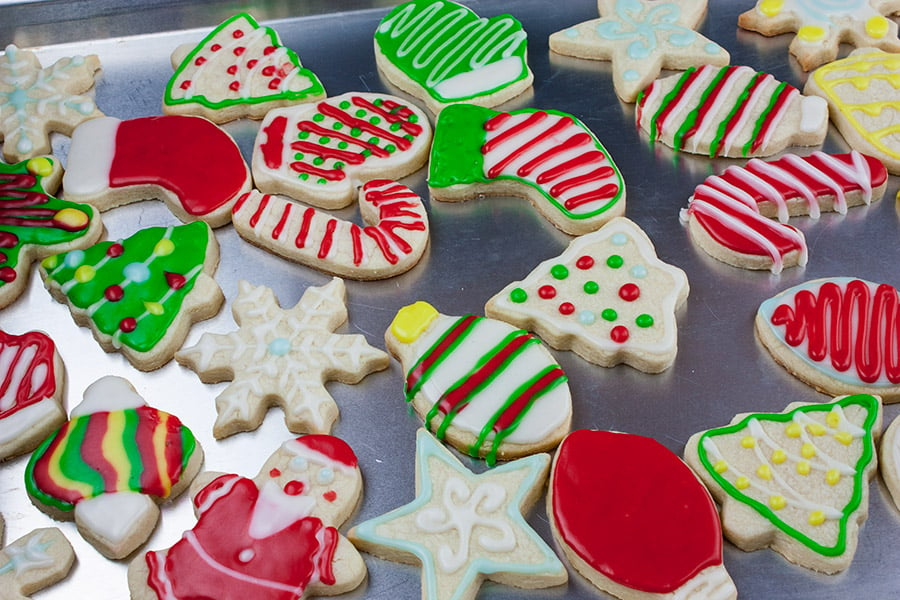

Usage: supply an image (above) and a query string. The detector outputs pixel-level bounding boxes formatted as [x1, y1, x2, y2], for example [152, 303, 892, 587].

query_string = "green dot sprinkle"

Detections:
[390, 122, 402, 131]
[355, 109, 366, 117]
[298, 131, 310, 139]
[583, 281, 599, 294]
[409, 114, 418, 123]
[385, 144, 397, 154]
[317, 178, 327, 185]
[370, 116, 382, 125]
[606, 254, 624, 269]
[510, 288, 528, 303]
[551, 264, 569, 280]
[319, 136, 331, 144]
[313, 113, 325, 122]
[313, 157, 324, 166]
[339, 101, 351, 109]
[334, 162, 345, 170]
[636, 314, 654, 328]
[369, 137, 380, 145]
[299, 173, 310, 181]
[601, 309, 618, 322]
[374, 98, 383, 106]
[294, 153, 304, 161]
[338, 141, 349, 150]
[351, 127, 362, 137]
[361, 149, 372, 158]
[332, 122, 343, 130]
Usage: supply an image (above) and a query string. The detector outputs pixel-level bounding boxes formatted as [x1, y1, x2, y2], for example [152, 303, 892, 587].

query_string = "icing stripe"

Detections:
[406, 315, 479, 399]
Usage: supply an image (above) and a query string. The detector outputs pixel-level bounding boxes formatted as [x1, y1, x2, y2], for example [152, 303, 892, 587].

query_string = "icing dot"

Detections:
[759, 0, 782, 16]
[564, 27, 579, 38]
[806, 423, 826, 436]
[246, 59, 258, 69]
[740, 436, 755, 449]
[704, 42, 721, 54]
[290, 456, 308, 471]
[801, 443, 816, 458]
[144, 301, 164, 316]
[233, 46, 246, 56]
[0, 267, 16, 283]
[262, 65, 276, 76]
[798, 25, 825, 43]
[771, 449, 786, 464]
[238, 549, 255, 563]
[263, 46, 277, 55]
[785, 422, 802, 438]
[268, 337, 291, 356]
[509, 288, 528, 303]
[606, 254, 623, 269]
[866, 15, 889, 39]
[601, 308, 617, 322]
[635, 314, 654, 328]
[834, 431, 854, 446]
[104, 285, 123, 302]
[630, 265, 648, 279]
[0, 232, 18, 249]
[808, 511, 826, 526]
[53, 208, 89, 230]
[210, 43, 222, 51]
[317, 468, 335, 485]
[226, 65, 238, 75]
[713, 460, 728, 474]
[826, 469, 841, 486]
[26, 157, 53, 177]
[622, 69, 640, 82]
[538, 285, 557, 299]
[559, 302, 575, 315]
[339, 100, 351, 109]
[74, 265, 95, 283]
[576, 256, 594, 270]
[551, 264, 569, 280]
[40, 256, 57, 270]
[229, 81, 240, 91]
[826, 410, 840, 429]
[610, 325, 629, 343]
[735, 476, 750, 490]
[323, 490, 337, 502]
[797, 460, 811, 476]
[269, 468, 281, 478]
[756, 464, 772, 480]
[769, 495, 786, 510]
[233, 29, 245, 38]
[194, 56, 207, 66]
[611, 233, 628, 246]
[583, 281, 599, 295]
[284, 480, 305, 496]
[64, 250, 85, 268]
[618, 283, 640, 301]
[578, 310, 596, 325]
[124, 262, 151, 283]
[119, 317, 137, 333]
[165, 272, 187, 290]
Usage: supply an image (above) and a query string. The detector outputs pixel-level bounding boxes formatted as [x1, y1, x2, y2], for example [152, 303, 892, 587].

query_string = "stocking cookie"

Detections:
[129, 434, 365, 600]
[550, 430, 736, 600]
[0, 44, 103, 162]
[428, 104, 625, 235]
[252, 92, 431, 210]
[176, 278, 389, 439]
[40, 221, 224, 372]
[62, 115, 252, 227]
[0, 514, 75, 600]
[385, 301, 572, 466]
[684, 394, 881, 573]
[25, 375, 203, 559]
[0, 156, 103, 309]
[374, 0, 533, 114]
[349, 429, 567, 600]
[636, 64, 828, 157]
[0, 329, 66, 461]
[549, 0, 730, 103]
[486, 217, 689, 373]
[165, 12, 326, 123]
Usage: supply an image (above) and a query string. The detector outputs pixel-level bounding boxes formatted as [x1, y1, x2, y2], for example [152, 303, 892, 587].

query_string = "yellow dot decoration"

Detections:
[757, 464, 772, 480]
[771, 449, 787, 464]
[713, 459, 728, 474]
[834, 431, 854, 446]
[26, 156, 54, 177]
[785, 422, 802, 438]
[808, 511, 826, 526]
[826, 411, 840, 429]
[54, 208, 89, 230]
[741, 435, 756, 449]
[806, 423, 826, 436]
[144, 301, 164, 316]
[797, 460, 811, 476]
[826, 469, 841, 486]
[866, 15, 889, 39]
[41, 256, 60, 270]
[798, 25, 826, 43]
[74, 265, 95, 283]
[759, 0, 783, 17]
[391, 301, 439, 344]
[801, 442, 816, 459]
[769, 495, 787, 510]
[736, 476, 751, 490]
[154, 238, 176, 256]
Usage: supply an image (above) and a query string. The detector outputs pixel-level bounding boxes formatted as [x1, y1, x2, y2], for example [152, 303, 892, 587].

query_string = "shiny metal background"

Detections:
[2, 1, 899, 598]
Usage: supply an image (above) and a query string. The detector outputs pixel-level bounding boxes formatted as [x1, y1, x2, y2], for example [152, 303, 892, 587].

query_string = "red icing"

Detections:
[284, 480, 305, 496]
[293, 434, 358, 469]
[210, 43, 222, 52]
[322, 490, 337, 503]
[0, 330, 56, 419]
[610, 326, 629, 343]
[165, 272, 187, 290]
[559, 302, 575, 315]
[0, 266, 15, 282]
[539, 285, 556, 299]
[269, 468, 281, 478]
[119, 317, 137, 333]
[576, 256, 594, 270]
[107, 243, 124, 257]
[552, 430, 722, 594]
[619, 283, 640, 302]
[104, 285, 123, 301]
[261, 116, 288, 170]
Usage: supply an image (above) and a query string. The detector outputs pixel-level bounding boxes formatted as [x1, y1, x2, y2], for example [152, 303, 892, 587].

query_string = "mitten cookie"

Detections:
[129, 434, 365, 600]
[0, 514, 75, 600]
[385, 301, 572, 466]
[374, 0, 533, 114]
[684, 394, 881, 573]
[25, 375, 203, 559]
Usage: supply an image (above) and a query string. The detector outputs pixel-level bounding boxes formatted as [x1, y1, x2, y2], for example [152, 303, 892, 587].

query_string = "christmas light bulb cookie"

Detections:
[0, 514, 75, 600]
[684, 394, 881, 574]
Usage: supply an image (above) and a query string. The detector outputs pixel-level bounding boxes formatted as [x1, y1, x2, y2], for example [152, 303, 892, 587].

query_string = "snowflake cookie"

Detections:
[349, 429, 567, 600]
[176, 278, 389, 439]
[0, 44, 103, 163]
[684, 393, 882, 574]
[485, 217, 689, 373]
[549, 0, 730, 103]
[0, 514, 74, 600]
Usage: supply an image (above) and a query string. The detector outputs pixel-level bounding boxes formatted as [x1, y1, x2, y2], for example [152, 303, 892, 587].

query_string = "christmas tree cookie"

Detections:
[40, 221, 224, 371]
[0, 514, 75, 600]
[0, 156, 103, 309]
[485, 217, 689, 373]
[684, 394, 882, 574]
[428, 104, 625, 235]
[165, 12, 326, 123]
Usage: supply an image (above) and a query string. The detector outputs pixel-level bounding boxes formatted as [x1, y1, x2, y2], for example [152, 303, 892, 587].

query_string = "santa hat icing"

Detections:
[285, 434, 358, 471]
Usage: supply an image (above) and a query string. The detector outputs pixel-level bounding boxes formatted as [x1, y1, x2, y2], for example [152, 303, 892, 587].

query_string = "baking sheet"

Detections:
[2, 1, 900, 598]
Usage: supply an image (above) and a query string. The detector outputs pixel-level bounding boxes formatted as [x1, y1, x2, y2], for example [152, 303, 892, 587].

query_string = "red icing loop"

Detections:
[610, 325, 630, 343]
[538, 285, 557, 299]
[0, 330, 56, 419]
[559, 302, 575, 315]
[619, 283, 641, 302]
[576, 255, 594, 270]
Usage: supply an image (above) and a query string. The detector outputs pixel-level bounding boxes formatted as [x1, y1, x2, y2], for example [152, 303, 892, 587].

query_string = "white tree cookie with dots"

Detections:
[0, 514, 75, 600]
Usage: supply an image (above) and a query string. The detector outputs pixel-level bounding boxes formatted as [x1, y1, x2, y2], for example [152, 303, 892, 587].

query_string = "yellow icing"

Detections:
[145, 301, 164, 316]
[758, 0, 783, 17]
[155, 238, 175, 256]
[74, 265, 95, 283]
[826, 469, 841, 486]
[866, 15, 889, 39]
[826, 410, 840, 429]
[806, 423, 826, 436]
[741, 435, 756, 448]
[834, 431, 854, 446]
[771, 449, 787, 464]
[391, 301, 439, 344]
[797, 460, 811, 476]
[47, 422, 94, 499]
[41, 255, 59, 270]
[785, 422, 802, 438]
[757, 464, 772, 480]
[153, 412, 173, 496]
[27, 156, 54, 177]
[713, 459, 728, 474]
[809, 510, 826, 526]
[54, 208, 90, 230]
[798, 25, 826, 43]
[736, 476, 750, 490]
[769, 495, 786, 510]
[801, 442, 816, 458]
[103, 410, 131, 491]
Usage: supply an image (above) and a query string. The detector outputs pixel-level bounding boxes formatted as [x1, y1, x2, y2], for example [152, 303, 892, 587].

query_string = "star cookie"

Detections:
[176, 278, 389, 439]
[349, 429, 567, 600]
[485, 217, 689, 373]
[549, 0, 730, 102]
[0, 514, 74, 600]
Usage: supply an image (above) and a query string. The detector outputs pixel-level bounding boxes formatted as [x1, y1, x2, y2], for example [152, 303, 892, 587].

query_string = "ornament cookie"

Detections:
[129, 434, 365, 600]
[0, 44, 103, 163]
[636, 64, 828, 157]
[0, 514, 75, 600]
[176, 278, 389, 439]
[550, 430, 736, 600]
[349, 429, 567, 600]
[805, 48, 900, 175]
[756, 277, 900, 401]
[681, 151, 887, 273]
[0, 156, 103, 309]
[739, 0, 900, 71]
[684, 393, 881, 574]
[25, 375, 203, 559]
[374, 0, 533, 114]
[40, 221, 224, 372]
[252, 92, 431, 210]
[385, 301, 571, 466]
[486, 217, 689, 373]
[164, 12, 326, 123]
[549, 0, 730, 103]
[428, 104, 625, 235]
[0, 329, 66, 462]
[62, 115, 252, 227]
[232, 179, 429, 280]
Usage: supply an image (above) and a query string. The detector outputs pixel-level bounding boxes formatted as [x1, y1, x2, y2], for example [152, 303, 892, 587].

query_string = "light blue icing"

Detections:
[595, 0, 702, 60]
[623, 69, 640, 81]
[289, 456, 308, 471]
[611, 232, 628, 246]
[63, 250, 85, 268]
[578, 310, 596, 325]
[630, 264, 648, 278]
[705, 41, 722, 54]
[268, 337, 291, 356]
[316, 467, 335, 485]
[123, 262, 151, 283]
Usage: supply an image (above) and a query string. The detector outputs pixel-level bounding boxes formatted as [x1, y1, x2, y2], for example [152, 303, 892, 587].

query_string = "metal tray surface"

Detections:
[2, 1, 900, 598]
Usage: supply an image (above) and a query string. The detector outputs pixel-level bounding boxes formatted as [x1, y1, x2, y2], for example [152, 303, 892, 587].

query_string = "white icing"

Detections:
[799, 94, 828, 133]
[686, 66, 753, 154]
[432, 56, 522, 98]
[0, 530, 56, 576]
[750, 158, 821, 219]
[721, 73, 775, 152]
[247, 480, 315, 539]
[74, 491, 153, 544]
[0, 342, 38, 411]
[70, 375, 146, 417]
[0, 399, 60, 444]
[670, 564, 737, 600]
[61, 116, 119, 197]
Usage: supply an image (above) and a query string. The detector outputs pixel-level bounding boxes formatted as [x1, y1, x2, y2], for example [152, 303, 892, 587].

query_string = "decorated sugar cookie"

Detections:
[349, 429, 567, 600]
[549, 0, 730, 103]
[0, 156, 103, 309]
[232, 179, 429, 280]
[40, 221, 224, 372]
[374, 0, 534, 114]
[62, 115, 252, 227]
[636, 64, 828, 158]
[25, 375, 203, 559]
[428, 104, 625, 235]
[485, 217, 689, 373]
[681, 151, 887, 273]
[0, 44, 103, 163]
[0, 514, 75, 600]
[756, 277, 900, 401]
[0, 329, 66, 461]
[684, 394, 881, 573]
[385, 301, 572, 466]
[252, 92, 432, 210]
[165, 12, 326, 123]
[129, 434, 365, 600]
[805, 48, 900, 175]
[739, 0, 900, 71]
[879, 413, 900, 513]
[176, 279, 389, 439]
[550, 430, 736, 600]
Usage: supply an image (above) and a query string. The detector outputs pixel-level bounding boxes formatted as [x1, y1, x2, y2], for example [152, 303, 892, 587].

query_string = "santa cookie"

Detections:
[128, 434, 365, 600]
[25, 375, 203, 559]
[0, 514, 75, 600]
[684, 394, 881, 573]
[62, 115, 252, 227]
[0, 329, 66, 462]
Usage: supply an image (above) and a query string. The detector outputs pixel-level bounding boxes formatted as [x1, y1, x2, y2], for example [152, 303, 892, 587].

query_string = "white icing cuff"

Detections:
[71, 375, 146, 417]
[62, 116, 120, 198]
[799, 95, 828, 133]
[433, 56, 522, 100]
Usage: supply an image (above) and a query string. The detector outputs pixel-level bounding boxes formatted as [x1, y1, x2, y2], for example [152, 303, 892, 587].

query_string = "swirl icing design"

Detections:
[0, 330, 55, 420]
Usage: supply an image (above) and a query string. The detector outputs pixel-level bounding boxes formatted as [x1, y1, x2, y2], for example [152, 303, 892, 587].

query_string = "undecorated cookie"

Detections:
[0, 514, 75, 600]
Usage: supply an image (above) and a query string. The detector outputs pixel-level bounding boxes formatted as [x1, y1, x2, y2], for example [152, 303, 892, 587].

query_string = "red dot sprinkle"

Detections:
[269, 468, 281, 478]
[210, 43, 222, 51]
[104, 285, 124, 302]
[106, 243, 124, 258]
[0, 232, 17, 248]
[0, 267, 15, 283]
[268, 78, 282, 90]
[119, 317, 137, 333]
[576, 255, 594, 270]
[611, 325, 630, 343]
[233, 29, 244, 38]
[619, 283, 641, 302]
[263, 45, 277, 55]
[233, 46, 246, 56]
[559, 302, 575, 315]
[229, 81, 241, 91]
[180, 80, 192, 90]
[227, 65, 238, 75]
[247, 59, 258, 69]
[262, 65, 275, 77]
[284, 480, 304, 496]
[323, 491, 337, 503]
[538, 285, 557, 299]
[194, 56, 206, 66]
[165, 272, 187, 290]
